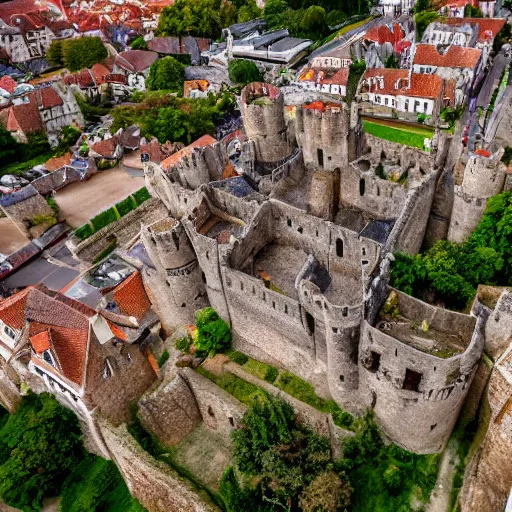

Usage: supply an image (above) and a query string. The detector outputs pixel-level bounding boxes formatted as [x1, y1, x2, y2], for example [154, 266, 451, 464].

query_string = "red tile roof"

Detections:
[365, 22, 405, 46]
[90, 137, 118, 158]
[0, 0, 65, 23]
[64, 69, 95, 89]
[0, 287, 30, 330]
[35, 86, 63, 109]
[115, 50, 158, 73]
[6, 95, 44, 134]
[161, 134, 217, 170]
[299, 67, 349, 86]
[90, 63, 111, 85]
[362, 68, 444, 99]
[30, 329, 51, 354]
[107, 320, 127, 341]
[414, 44, 481, 69]
[0, 76, 16, 94]
[445, 17, 506, 43]
[112, 271, 151, 322]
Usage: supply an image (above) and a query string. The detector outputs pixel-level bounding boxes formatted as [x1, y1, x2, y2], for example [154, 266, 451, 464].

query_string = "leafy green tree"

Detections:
[415, 11, 439, 39]
[62, 37, 108, 72]
[384, 54, 399, 68]
[238, 0, 263, 22]
[0, 393, 85, 511]
[413, 0, 430, 12]
[300, 5, 327, 39]
[183, 100, 220, 143]
[0, 125, 20, 165]
[130, 36, 148, 50]
[220, 0, 238, 28]
[146, 56, 186, 92]
[464, 4, 483, 16]
[325, 9, 346, 27]
[47, 40, 64, 67]
[194, 307, 232, 356]
[264, 0, 290, 28]
[228, 59, 263, 85]
[149, 107, 187, 143]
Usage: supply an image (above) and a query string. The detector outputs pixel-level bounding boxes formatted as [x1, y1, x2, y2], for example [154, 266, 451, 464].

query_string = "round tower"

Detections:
[141, 218, 208, 332]
[240, 82, 293, 166]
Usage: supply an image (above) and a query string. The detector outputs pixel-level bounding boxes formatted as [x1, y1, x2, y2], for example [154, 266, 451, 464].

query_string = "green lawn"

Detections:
[363, 119, 433, 150]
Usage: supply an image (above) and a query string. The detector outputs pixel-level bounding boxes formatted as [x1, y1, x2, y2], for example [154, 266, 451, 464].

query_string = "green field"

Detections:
[363, 119, 433, 150]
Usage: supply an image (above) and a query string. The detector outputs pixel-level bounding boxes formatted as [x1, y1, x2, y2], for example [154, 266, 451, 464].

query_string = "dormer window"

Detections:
[4, 326, 15, 340]
[42, 350, 55, 367]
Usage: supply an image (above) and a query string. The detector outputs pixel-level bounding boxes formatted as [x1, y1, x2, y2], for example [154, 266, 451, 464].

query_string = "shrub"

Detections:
[175, 336, 192, 354]
[228, 59, 263, 85]
[226, 350, 249, 365]
[115, 196, 137, 217]
[299, 471, 352, 512]
[383, 464, 402, 494]
[46, 196, 59, 215]
[242, 358, 279, 383]
[91, 207, 119, 232]
[158, 350, 170, 367]
[61, 37, 108, 72]
[74, 222, 94, 240]
[194, 307, 232, 356]
[146, 56, 186, 93]
[130, 36, 148, 50]
[96, 159, 118, 171]
[30, 214, 56, 227]
[132, 187, 151, 205]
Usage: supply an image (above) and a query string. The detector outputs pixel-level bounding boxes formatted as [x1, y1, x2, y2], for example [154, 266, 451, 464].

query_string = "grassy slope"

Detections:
[363, 119, 433, 149]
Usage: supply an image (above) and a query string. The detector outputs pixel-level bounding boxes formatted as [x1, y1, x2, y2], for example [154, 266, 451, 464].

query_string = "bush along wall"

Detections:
[73, 187, 151, 241]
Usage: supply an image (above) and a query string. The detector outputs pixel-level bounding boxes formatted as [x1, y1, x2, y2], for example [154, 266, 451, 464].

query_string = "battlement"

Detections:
[241, 82, 281, 105]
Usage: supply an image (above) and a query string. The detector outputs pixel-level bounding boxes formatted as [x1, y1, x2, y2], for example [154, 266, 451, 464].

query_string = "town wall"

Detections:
[98, 419, 220, 512]
[484, 290, 512, 359]
[67, 199, 167, 262]
[460, 347, 512, 512]
[179, 368, 247, 432]
[448, 186, 487, 243]
[138, 372, 202, 447]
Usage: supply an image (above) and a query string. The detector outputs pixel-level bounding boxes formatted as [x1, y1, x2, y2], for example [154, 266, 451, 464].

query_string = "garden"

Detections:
[362, 118, 434, 150]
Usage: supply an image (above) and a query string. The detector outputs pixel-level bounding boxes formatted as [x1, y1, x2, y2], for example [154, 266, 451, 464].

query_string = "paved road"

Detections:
[477, 53, 510, 109]
[0, 218, 28, 256]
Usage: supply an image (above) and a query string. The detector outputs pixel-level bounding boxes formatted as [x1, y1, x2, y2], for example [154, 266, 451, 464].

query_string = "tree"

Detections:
[0, 393, 84, 511]
[228, 59, 263, 85]
[194, 307, 232, 356]
[326, 9, 346, 28]
[300, 5, 327, 39]
[0, 125, 20, 165]
[413, 0, 430, 12]
[146, 56, 186, 92]
[384, 54, 399, 68]
[149, 107, 187, 143]
[415, 11, 438, 40]
[61, 37, 108, 72]
[238, 0, 263, 23]
[464, 3, 483, 16]
[46, 40, 64, 67]
[264, 0, 290, 28]
[220, 0, 238, 29]
[299, 471, 352, 512]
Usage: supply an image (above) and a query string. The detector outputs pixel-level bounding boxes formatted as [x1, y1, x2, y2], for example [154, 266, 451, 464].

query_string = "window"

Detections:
[207, 406, 215, 417]
[403, 369, 422, 392]
[414, 100, 420, 112]
[43, 350, 55, 367]
[305, 312, 315, 335]
[4, 326, 15, 339]
[287, 218, 292, 227]
[103, 360, 112, 380]
[404, 99, 409, 111]
[359, 178, 365, 196]
[368, 351, 381, 372]
[385, 97, 389, 106]
[424, 101, 428, 112]
[317, 148, 324, 166]
[336, 238, 344, 257]
[339, 375, 344, 382]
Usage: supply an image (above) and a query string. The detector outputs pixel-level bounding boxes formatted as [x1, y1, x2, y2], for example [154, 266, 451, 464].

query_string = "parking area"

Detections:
[54, 167, 145, 228]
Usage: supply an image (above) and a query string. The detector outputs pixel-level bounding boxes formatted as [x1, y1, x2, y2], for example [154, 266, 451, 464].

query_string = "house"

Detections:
[0, 21, 31, 64]
[297, 67, 350, 97]
[8, 13, 55, 59]
[310, 43, 354, 69]
[5, 93, 44, 142]
[359, 68, 451, 120]
[421, 20, 478, 47]
[377, 0, 415, 16]
[412, 44, 483, 99]
[0, 272, 159, 454]
[160, 134, 217, 172]
[147, 36, 210, 65]
[113, 49, 158, 91]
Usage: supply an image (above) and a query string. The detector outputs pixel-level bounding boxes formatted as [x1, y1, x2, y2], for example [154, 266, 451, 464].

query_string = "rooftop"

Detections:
[161, 134, 217, 171]
[414, 44, 482, 69]
[444, 17, 506, 43]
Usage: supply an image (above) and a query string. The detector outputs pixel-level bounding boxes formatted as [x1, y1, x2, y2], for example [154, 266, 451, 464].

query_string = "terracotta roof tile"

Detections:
[365, 22, 404, 46]
[0, 76, 16, 94]
[7, 95, 44, 134]
[64, 69, 95, 89]
[115, 50, 158, 73]
[362, 68, 444, 99]
[90, 137, 118, 157]
[445, 17, 506, 43]
[112, 271, 151, 322]
[44, 152, 72, 171]
[161, 134, 217, 170]
[30, 329, 51, 353]
[107, 320, 127, 341]
[0, 287, 30, 330]
[36, 86, 63, 109]
[90, 63, 111, 85]
[414, 44, 481, 69]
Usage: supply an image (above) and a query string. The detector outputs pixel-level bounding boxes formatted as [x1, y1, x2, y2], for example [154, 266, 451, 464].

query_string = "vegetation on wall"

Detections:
[391, 190, 512, 310]
[194, 307, 232, 356]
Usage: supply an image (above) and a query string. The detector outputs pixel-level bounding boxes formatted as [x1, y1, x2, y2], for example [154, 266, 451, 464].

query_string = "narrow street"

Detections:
[425, 441, 459, 512]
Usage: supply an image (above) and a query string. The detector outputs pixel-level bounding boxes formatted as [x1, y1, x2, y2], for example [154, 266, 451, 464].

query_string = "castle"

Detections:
[137, 82, 505, 454]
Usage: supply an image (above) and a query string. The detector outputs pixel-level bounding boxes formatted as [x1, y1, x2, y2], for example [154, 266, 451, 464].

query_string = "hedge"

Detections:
[73, 187, 151, 241]
[116, 195, 137, 217]
[91, 207, 119, 232]
[133, 187, 151, 205]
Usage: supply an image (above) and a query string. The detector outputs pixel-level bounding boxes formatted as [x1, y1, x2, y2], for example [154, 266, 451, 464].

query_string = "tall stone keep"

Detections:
[141, 218, 208, 333]
[240, 82, 293, 166]
[448, 149, 506, 242]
